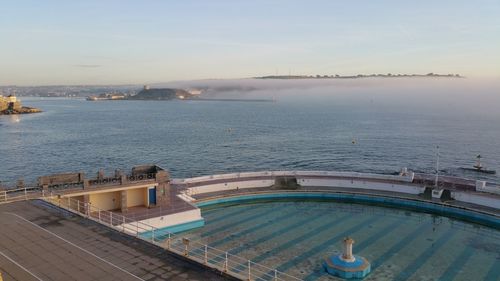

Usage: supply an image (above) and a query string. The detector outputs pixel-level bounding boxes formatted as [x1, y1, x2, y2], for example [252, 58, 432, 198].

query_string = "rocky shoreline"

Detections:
[0, 106, 42, 115]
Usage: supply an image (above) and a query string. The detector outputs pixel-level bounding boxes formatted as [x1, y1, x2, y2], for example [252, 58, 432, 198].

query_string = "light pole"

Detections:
[434, 146, 440, 187]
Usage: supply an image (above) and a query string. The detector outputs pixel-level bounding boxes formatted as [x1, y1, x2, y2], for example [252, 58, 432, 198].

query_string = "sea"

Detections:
[1, 78, 499, 185]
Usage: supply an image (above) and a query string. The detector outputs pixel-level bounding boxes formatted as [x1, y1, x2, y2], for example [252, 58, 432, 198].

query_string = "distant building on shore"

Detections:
[0, 95, 22, 112]
[0, 94, 41, 115]
[187, 89, 202, 96]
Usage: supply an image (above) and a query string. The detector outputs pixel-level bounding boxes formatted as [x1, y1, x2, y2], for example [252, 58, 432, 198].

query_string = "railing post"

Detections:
[122, 216, 125, 232]
[24, 188, 27, 200]
[248, 260, 251, 281]
[136, 222, 139, 236]
[167, 233, 171, 249]
[224, 252, 228, 272]
[204, 245, 208, 265]
[98, 209, 101, 222]
[275, 269, 278, 281]
[110, 212, 113, 225]
[152, 228, 155, 242]
[77, 200, 80, 213]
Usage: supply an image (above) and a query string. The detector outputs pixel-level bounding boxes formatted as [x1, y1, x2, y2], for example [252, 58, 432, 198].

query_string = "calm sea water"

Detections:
[1, 93, 499, 184]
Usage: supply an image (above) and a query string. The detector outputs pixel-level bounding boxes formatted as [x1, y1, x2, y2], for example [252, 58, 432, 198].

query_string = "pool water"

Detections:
[177, 200, 499, 281]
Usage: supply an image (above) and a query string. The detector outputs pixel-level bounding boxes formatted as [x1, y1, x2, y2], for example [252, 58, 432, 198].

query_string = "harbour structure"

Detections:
[86, 93, 126, 101]
[0, 94, 21, 111]
[0, 167, 499, 280]
[0, 94, 41, 114]
[460, 154, 497, 174]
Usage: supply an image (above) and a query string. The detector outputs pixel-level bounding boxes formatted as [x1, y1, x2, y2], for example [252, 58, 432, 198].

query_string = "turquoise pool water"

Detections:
[177, 199, 499, 281]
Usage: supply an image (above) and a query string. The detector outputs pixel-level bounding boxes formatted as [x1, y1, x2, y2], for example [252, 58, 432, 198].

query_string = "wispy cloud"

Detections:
[73, 64, 102, 68]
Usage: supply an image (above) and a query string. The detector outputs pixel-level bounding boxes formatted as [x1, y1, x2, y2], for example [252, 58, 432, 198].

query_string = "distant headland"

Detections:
[129, 86, 194, 100]
[86, 85, 274, 102]
[256, 73, 464, 79]
[86, 85, 196, 101]
[0, 95, 41, 115]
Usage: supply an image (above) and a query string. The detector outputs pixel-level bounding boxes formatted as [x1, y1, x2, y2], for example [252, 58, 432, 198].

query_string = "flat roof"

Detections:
[0, 200, 232, 281]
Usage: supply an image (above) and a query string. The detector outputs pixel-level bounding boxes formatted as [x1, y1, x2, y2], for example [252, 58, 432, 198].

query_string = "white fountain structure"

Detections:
[323, 237, 371, 279]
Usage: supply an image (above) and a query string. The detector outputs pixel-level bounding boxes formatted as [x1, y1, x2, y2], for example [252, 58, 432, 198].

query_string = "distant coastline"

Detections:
[1, 73, 467, 99]
[256, 73, 463, 79]
[86, 86, 274, 103]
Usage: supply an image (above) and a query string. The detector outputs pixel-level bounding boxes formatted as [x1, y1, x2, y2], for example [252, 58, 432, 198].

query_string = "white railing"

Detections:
[178, 171, 419, 197]
[480, 182, 500, 195]
[0, 186, 42, 203]
[172, 170, 414, 185]
[43, 196, 301, 281]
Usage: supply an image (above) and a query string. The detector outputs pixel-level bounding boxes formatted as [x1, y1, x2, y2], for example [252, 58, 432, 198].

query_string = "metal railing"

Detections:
[172, 170, 415, 185]
[46, 182, 84, 190]
[0, 186, 42, 203]
[42, 195, 301, 281]
[88, 177, 122, 187]
[87, 173, 157, 188]
[128, 173, 156, 182]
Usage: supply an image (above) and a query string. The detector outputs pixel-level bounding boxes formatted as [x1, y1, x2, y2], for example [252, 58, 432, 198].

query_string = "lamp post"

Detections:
[435, 146, 440, 188]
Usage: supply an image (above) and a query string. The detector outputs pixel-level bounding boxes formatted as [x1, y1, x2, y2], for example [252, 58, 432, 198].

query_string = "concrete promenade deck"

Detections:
[0, 200, 231, 281]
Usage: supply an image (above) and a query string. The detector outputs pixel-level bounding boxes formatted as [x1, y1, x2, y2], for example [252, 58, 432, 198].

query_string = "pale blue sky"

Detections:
[1, 0, 499, 85]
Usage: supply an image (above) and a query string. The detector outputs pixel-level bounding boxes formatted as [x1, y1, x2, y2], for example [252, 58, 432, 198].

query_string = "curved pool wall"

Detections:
[177, 170, 500, 211]
[195, 192, 500, 229]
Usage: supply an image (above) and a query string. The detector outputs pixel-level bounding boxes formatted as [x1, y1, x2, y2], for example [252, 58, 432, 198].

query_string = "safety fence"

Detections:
[43, 196, 302, 281]
[172, 170, 415, 185]
[0, 186, 42, 203]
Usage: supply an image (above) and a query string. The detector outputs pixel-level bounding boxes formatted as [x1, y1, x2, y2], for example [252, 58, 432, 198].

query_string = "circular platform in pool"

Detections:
[178, 199, 499, 280]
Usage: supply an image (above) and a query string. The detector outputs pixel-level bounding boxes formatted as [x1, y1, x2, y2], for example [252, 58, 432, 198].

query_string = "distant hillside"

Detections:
[256, 73, 463, 79]
[128, 88, 193, 100]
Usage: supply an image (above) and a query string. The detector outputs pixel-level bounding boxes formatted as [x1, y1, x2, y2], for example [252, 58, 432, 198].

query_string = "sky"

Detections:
[1, 0, 500, 85]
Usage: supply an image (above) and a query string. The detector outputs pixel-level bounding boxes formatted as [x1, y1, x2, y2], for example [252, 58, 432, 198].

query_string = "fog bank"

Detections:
[155, 77, 500, 118]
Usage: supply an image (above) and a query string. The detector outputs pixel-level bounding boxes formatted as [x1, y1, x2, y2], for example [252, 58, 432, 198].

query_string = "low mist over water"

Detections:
[164, 77, 500, 117]
[1, 78, 499, 184]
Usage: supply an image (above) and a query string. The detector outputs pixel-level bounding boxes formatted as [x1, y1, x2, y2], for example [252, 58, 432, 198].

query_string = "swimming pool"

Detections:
[175, 198, 499, 280]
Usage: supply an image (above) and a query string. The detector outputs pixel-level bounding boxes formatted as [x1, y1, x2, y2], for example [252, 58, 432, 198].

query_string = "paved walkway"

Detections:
[0, 200, 231, 281]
